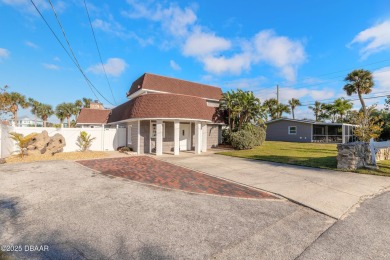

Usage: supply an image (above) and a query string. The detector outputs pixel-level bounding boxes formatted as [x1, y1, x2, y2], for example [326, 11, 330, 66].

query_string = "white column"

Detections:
[195, 122, 202, 154]
[156, 120, 163, 155]
[202, 123, 207, 152]
[137, 120, 141, 154]
[174, 121, 180, 155]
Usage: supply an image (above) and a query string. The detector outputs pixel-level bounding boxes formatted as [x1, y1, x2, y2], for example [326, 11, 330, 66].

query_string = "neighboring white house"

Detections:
[12, 116, 43, 127]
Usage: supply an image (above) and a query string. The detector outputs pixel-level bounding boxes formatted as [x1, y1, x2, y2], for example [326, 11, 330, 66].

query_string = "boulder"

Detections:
[27, 130, 50, 155]
[46, 133, 66, 155]
[0, 158, 5, 164]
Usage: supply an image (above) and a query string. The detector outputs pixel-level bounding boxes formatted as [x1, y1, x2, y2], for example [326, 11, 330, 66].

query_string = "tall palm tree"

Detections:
[309, 101, 322, 121]
[5, 92, 29, 126]
[36, 103, 54, 127]
[288, 98, 301, 119]
[56, 102, 75, 128]
[28, 98, 41, 127]
[343, 69, 374, 116]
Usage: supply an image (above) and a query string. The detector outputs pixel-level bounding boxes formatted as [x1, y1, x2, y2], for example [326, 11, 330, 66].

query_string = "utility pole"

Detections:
[276, 84, 279, 105]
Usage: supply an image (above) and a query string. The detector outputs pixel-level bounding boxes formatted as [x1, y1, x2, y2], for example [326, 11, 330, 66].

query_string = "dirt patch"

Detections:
[5, 151, 110, 164]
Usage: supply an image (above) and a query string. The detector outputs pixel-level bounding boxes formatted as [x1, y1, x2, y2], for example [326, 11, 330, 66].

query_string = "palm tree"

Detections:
[5, 92, 29, 126]
[220, 90, 236, 131]
[309, 101, 322, 121]
[263, 98, 278, 120]
[55, 102, 75, 128]
[28, 98, 41, 127]
[236, 90, 261, 130]
[74, 99, 83, 121]
[276, 104, 291, 119]
[288, 98, 301, 119]
[343, 69, 374, 116]
[82, 97, 92, 108]
[36, 103, 54, 127]
[333, 98, 353, 122]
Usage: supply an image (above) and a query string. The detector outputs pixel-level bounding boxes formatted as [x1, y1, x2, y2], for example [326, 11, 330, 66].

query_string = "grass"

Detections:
[217, 141, 390, 177]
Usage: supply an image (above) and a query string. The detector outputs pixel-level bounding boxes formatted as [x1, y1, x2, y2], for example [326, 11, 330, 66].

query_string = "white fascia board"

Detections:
[106, 117, 213, 125]
[128, 88, 220, 102]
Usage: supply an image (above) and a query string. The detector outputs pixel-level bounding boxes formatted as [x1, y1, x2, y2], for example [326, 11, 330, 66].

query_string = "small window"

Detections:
[288, 126, 297, 135]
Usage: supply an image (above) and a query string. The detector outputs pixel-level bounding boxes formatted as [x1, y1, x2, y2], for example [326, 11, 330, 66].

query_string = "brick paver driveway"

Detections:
[77, 156, 276, 199]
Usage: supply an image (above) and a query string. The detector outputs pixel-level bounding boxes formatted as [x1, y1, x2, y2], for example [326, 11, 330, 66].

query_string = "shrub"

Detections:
[229, 125, 267, 150]
[230, 130, 256, 150]
[76, 131, 96, 152]
[222, 128, 231, 144]
[9, 132, 37, 158]
[118, 146, 133, 153]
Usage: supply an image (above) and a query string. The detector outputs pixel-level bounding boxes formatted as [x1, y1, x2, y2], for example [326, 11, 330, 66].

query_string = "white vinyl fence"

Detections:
[0, 125, 126, 158]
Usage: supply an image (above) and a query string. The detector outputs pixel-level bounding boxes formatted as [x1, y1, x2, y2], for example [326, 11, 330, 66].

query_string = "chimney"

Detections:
[90, 101, 104, 109]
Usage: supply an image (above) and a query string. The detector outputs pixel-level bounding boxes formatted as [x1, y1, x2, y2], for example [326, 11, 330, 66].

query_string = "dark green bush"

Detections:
[230, 125, 267, 150]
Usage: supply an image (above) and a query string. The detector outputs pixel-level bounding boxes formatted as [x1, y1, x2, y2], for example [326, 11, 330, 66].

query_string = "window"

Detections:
[127, 126, 132, 144]
[288, 126, 297, 135]
[150, 122, 165, 138]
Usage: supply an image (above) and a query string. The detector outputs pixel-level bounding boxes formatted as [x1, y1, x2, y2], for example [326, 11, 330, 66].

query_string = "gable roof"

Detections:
[127, 73, 222, 100]
[108, 93, 222, 123]
[76, 108, 111, 125]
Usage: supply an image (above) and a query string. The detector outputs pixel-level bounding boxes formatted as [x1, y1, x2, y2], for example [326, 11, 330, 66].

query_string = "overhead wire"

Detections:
[83, 0, 117, 105]
[31, 0, 114, 106]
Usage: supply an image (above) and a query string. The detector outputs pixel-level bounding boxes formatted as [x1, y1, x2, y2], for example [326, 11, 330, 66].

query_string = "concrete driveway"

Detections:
[0, 160, 333, 259]
[160, 153, 390, 219]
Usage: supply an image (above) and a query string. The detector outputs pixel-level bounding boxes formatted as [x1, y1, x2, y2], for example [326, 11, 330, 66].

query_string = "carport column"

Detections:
[195, 121, 202, 154]
[201, 123, 207, 152]
[156, 120, 163, 156]
[174, 120, 180, 155]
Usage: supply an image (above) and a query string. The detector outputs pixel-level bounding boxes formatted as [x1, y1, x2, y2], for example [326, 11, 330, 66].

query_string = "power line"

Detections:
[31, 0, 114, 106]
[301, 93, 390, 107]
[83, 0, 117, 105]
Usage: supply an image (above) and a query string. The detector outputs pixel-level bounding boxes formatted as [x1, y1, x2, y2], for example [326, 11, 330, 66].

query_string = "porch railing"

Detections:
[312, 135, 343, 143]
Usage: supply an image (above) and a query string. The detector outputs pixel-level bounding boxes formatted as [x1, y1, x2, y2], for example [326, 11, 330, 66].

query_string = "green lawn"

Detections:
[217, 141, 390, 176]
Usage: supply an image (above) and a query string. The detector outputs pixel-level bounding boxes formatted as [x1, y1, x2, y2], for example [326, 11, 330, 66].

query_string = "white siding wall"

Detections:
[0, 125, 126, 158]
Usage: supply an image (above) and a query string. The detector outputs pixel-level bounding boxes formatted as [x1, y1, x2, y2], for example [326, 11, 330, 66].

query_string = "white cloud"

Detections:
[349, 20, 390, 59]
[253, 30, 306, 81]
[0, 48, 10, 60]
[223, 76, 268, 90]
[202, 53, 252, 75]
[42, 63, 60, 70]
[373, 66, 390, 90]
[123, 2, 306, 81]
[92, 18, 153, 46]
[183, 29, 231, 57]
[25, 41, 38, 49]
[170, 60, 181, 71]
[123, 1, 197, 37]
[87, 58, 127, 77]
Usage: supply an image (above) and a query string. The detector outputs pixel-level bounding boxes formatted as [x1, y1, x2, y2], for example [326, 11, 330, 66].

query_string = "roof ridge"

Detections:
[144, 72, 221, 89]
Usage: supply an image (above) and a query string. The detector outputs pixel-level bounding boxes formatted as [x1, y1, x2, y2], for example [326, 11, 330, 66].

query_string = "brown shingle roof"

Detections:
[127, 73, 222, 100]
[76, 108, 111, 124]
[108, 93, 221, 123]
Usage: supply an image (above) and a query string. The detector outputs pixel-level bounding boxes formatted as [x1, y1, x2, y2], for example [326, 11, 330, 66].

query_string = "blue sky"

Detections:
[1, 0, 390, 121]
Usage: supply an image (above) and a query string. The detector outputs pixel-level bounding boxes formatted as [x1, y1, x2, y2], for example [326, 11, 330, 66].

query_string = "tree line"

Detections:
[219, 69, 390, 142]
[0, 86, 92, 128]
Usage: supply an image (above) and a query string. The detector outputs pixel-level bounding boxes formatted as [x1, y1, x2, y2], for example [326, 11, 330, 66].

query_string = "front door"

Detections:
[179, 124, 190, 150]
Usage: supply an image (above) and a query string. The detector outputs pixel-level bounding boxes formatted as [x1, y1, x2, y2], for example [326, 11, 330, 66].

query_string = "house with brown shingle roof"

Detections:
[77, 73, 224, 155]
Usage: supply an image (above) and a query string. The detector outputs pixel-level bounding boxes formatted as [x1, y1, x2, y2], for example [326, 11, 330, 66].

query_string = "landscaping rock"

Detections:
[0, 158, 5, 164]
[46, 133, 66, 155]
[25, 131, 66, 156]
[337, 142, 372, 170]
[27, 131, 50, 155]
